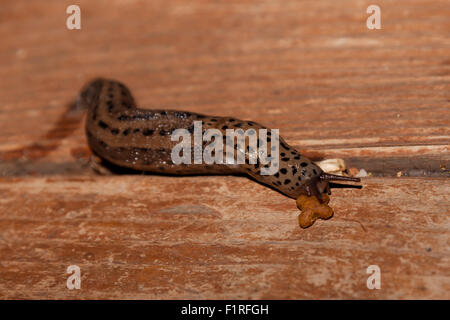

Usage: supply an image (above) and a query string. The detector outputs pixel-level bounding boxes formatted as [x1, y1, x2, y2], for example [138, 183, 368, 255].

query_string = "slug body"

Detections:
[78, 78, 360, 226]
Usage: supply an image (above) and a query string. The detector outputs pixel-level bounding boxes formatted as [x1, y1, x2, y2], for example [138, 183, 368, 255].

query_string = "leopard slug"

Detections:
[78, 78, 360, 228]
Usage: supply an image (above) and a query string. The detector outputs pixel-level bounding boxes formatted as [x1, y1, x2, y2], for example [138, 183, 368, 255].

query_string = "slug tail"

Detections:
[76, 78, 105, 112]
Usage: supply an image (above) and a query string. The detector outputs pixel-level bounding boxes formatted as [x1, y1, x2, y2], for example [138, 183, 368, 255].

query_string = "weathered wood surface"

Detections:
[0, 176, 449, 299]
[0, 0, 449, 299]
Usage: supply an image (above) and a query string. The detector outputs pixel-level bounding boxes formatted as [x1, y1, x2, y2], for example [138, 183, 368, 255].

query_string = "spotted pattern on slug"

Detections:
[78, 78, 339, 200]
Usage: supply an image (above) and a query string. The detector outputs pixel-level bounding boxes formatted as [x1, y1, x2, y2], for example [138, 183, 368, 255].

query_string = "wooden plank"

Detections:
[0, 176, 448, 299]
[0, 0, 448, 166]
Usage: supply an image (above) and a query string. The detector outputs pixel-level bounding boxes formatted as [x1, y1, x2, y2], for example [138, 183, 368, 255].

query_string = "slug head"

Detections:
[301, 173, 361, 203]
[296, 173, 361, 228]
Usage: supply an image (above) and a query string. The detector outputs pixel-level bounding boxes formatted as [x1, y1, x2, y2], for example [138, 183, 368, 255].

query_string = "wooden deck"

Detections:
[0, 0, 449, 299]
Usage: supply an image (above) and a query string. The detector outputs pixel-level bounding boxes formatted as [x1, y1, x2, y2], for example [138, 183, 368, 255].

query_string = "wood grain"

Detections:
[0, 176, 449, 299]
[0, 0, 448, 299]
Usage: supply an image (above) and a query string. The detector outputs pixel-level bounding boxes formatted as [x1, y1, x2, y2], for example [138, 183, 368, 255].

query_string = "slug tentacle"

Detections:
[320, 173, 361, 183]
